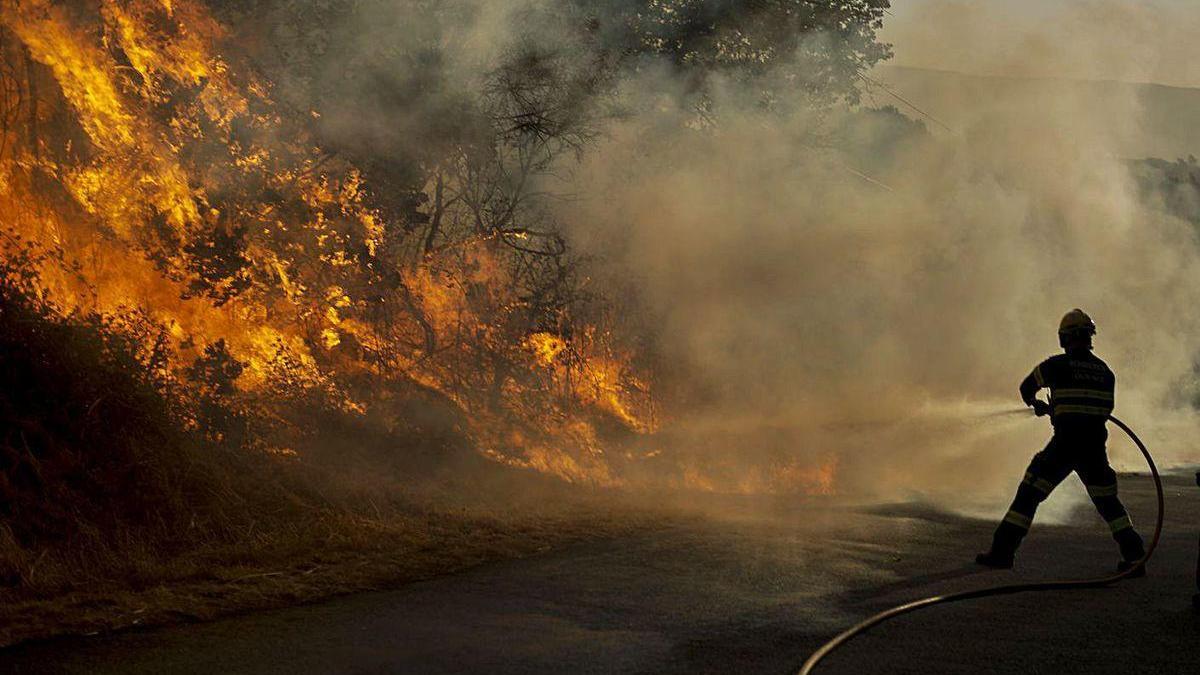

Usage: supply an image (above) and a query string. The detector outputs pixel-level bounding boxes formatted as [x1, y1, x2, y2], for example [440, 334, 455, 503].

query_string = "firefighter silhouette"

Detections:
[977, 309, 1147, 573]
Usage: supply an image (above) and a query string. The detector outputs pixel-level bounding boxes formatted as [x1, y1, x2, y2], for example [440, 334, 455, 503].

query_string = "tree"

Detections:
[580, 0, 893, 108]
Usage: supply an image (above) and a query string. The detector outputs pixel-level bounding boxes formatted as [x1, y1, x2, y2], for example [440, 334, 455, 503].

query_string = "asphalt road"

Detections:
[5, 472, 1199, 675]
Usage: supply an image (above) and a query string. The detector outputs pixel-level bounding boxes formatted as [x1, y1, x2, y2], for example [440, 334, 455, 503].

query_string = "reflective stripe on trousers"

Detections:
[1108, 514, 1133, 533]
[1022, 471, 1055, 495]
[1004, 510, 1033, 530]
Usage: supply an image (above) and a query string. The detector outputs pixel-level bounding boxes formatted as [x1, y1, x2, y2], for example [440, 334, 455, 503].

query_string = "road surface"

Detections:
[4, 472, 1199, 674]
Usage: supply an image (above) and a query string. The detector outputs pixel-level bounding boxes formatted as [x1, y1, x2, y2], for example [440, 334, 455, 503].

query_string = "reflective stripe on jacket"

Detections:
[1021, 351, 1115, 422]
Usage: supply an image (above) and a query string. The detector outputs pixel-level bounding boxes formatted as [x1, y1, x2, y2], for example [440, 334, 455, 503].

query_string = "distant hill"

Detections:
[869, 65, 1200, 160]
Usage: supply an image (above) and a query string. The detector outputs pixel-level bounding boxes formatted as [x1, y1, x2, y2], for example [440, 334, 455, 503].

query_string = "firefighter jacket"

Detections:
[1020, 350, 1115, 426]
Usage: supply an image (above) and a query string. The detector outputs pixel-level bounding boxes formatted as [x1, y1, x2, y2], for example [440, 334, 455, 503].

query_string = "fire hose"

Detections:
[797, 413, 1164, 675]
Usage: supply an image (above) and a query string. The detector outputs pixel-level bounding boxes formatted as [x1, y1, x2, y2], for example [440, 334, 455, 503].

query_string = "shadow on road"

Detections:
[841, 563, 989, 605]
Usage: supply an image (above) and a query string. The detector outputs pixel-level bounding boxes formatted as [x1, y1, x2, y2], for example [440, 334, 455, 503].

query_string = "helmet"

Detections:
[1058, 308, 1096, 344]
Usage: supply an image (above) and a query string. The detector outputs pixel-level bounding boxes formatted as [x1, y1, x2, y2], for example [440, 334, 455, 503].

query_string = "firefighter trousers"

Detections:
[989, 424, 1146, 562]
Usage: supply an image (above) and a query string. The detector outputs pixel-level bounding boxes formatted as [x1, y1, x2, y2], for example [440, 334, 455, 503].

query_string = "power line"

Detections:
[857, 72, 956, 133]
[842, 164, 895, 192]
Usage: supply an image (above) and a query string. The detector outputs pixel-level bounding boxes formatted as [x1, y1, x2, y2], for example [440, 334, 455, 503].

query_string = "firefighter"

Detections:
[976, 309, 1147, 573]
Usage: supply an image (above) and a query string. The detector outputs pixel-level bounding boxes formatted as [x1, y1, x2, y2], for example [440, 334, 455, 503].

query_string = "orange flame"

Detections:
[0, 0, 657, 486]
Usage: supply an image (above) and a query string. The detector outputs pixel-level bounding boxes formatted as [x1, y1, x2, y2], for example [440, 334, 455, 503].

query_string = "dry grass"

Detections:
[0, 502, 658, 647]
[0, 260, 665, 648]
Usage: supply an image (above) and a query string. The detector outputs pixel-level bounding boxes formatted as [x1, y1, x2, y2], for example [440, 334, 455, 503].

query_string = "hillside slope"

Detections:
[870, 65, 1200, 159]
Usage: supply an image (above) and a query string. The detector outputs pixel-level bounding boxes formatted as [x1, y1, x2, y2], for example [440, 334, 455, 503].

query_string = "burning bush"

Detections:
[0, 0, 896, 560]
[0, 241, 305, 585]
[0, 0, 663, 487]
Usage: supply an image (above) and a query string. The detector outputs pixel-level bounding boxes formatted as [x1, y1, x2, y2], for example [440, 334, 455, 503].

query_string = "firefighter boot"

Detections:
[1117, 560, 1147, 578]
[1116, 529, 1147, 578]
[976, 520, 1023, 569]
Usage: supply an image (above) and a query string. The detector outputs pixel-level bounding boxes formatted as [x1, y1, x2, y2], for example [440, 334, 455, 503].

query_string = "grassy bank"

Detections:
[0, 256, 657, 647]
[0, 502, 656, 647]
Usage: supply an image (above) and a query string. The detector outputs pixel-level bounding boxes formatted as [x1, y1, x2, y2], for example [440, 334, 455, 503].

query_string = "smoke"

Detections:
[880, 0, 1200, 89]
[263, 0, 1200, 512]
[558, 34, 1200, 511]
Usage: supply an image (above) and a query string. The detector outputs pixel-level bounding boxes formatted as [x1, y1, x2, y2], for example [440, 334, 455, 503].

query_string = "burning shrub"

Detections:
[0, 241, 317, 586]
[0, 0, 893, 516]
[0, 0, 659, 487]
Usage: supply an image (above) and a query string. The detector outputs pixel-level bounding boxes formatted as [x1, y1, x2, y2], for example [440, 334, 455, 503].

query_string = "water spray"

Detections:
[797, 412, 1164, 674]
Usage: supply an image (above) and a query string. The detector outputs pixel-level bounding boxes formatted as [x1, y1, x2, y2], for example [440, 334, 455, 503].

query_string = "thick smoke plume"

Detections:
[564, 43, 1200, 512]
[252, 0, 1200, 510]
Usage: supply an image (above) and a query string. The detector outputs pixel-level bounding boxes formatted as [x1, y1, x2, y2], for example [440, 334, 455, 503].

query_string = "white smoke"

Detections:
[561, 44, 1200, 510]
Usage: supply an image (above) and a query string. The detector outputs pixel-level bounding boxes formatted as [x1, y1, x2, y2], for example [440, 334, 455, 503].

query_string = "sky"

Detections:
[880, 0, 1200, 88]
